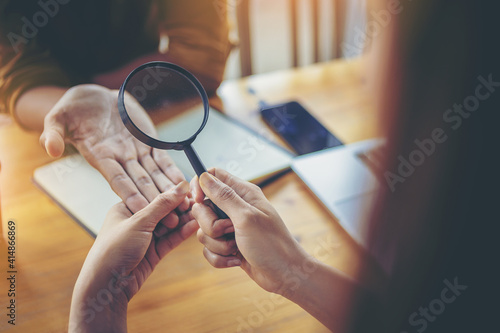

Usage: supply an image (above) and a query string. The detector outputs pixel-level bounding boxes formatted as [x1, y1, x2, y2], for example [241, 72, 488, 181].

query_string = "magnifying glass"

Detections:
[117, 61, 228, 219]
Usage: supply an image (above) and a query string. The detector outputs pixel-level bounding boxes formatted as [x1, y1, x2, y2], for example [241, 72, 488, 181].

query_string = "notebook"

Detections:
[33, 108, 293, 237]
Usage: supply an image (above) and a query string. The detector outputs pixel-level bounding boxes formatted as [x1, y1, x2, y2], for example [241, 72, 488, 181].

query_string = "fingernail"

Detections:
[224, 226, 235, 234]
[227, 259, 241, 267]
[173, 181, 189, 195]
[199, 172, 217, 189]
[190, 176, 198, 196]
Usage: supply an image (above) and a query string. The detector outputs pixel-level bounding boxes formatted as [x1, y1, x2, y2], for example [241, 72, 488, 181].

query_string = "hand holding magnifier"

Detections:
[117, 62, 228, 219]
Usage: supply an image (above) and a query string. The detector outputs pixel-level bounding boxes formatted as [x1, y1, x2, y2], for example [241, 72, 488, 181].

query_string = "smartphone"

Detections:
[261, 101, 343, 155]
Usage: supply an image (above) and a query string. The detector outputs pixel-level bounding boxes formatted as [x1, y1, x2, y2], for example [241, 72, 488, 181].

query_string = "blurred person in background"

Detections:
[196, 0, 498, 330]
[0, 0, 231, 214]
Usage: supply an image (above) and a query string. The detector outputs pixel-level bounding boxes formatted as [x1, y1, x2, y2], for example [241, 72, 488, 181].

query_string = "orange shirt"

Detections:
[0, 0, 230, 118]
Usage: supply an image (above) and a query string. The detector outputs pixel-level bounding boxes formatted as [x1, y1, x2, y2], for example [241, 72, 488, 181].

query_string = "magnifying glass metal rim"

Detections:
[117, 61, 210, 151]
[117, 61, 229, 220]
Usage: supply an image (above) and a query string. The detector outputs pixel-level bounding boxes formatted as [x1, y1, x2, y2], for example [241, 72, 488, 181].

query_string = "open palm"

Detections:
[40, 84, 188, 213]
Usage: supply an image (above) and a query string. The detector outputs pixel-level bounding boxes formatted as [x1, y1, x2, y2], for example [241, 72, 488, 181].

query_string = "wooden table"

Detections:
[0, 58, 384, 332]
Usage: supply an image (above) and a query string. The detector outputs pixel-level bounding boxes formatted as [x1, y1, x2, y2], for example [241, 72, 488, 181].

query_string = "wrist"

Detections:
[69, 265, 131, 332]
[270, 234, 318, 297]
[276, 253, 320, 300]
[69, 296, 127, 333]
[14, 86, 68, 131]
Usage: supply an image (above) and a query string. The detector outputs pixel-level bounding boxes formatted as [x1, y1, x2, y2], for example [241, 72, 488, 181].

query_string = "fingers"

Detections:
[135, 143, 190, 211]
[198, 172, 253, 222]
[161, 212, 180, 229]
[154, 212, 179, 238]
[208, 168, 260, 199]
[153, 149, 185, 184]
[192, 202, 234, 238]
[98, 157, 149, 213]
[98, 148, 190, 214]
[195, 168, 263, 205]
[177, 196, 191, 213]
[40, 116, 66, 158]
[207, 168, 243, 185]
[123, 159, 160, 203]
[178, 208, 195, 225]
[192, 169, 250, 202]
[138, 148, 175, 193]
[154, 208, 195, 239]
[156, 220, 199, 259]
[197, 228, 238, 257]
[192, 186, 240, 269]
[190, 175, 206, 204]
[132, 181, 190, 232]
[202, 247, 241, 268]
[152, 149, 190, 210]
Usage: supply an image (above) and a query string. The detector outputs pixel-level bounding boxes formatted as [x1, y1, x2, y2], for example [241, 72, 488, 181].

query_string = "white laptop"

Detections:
[292, 139, 385, 249]
[33, 108, 292, 237]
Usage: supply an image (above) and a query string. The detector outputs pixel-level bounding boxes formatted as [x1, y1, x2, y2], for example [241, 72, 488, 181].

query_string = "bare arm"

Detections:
[191, 169, 376, 332]
[13, 86, 67, 132]
[281, 258, 369, 332]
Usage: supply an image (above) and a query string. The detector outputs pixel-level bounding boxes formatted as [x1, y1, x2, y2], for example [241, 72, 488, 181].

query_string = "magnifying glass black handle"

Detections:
[211, 204, 229, 220]
[184, 145, 229, 220]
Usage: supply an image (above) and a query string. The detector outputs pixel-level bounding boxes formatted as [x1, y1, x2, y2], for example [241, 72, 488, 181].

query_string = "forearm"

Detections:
[69, 263, 129, 333]
[69, 292, 128, 333]
[14, 86, 68, 131]
[280, 257, 373, 332]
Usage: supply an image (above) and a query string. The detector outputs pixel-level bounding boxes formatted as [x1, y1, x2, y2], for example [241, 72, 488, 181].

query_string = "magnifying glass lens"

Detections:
[118, 62, 228, 220]
[122, 65, 205, 143]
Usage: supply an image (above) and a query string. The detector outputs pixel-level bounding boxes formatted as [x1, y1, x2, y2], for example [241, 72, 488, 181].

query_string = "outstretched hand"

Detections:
[40, 84, 188, 213]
